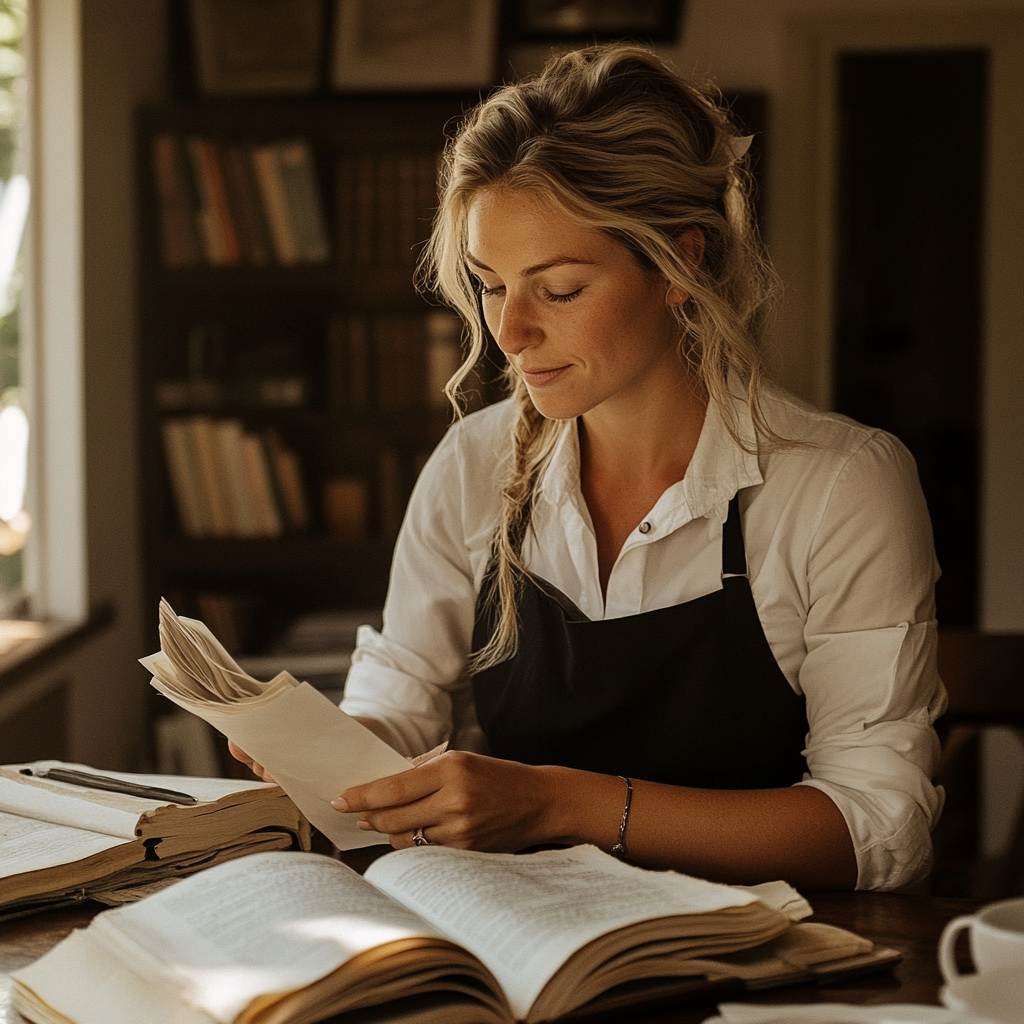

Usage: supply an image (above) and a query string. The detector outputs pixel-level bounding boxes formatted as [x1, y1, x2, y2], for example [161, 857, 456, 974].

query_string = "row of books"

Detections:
[326, 310, 464, 412]
[335, 148, 442, 265]
[161, 417, 311, 538]
[153, 134, 330, 267]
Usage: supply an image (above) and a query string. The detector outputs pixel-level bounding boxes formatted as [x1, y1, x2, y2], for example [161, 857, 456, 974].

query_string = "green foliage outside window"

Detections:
[0, 0, 27, 601]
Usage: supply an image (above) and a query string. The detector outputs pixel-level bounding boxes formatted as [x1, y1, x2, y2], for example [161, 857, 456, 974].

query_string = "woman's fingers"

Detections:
[226, 740, 275, 783]
[334, 759, 442, 814]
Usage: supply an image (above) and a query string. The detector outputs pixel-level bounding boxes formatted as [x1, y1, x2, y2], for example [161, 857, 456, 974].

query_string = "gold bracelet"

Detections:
[610, 776, 633, 859]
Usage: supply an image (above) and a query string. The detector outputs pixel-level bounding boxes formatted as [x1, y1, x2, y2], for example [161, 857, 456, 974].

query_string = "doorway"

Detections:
[833, 50, 987, 627]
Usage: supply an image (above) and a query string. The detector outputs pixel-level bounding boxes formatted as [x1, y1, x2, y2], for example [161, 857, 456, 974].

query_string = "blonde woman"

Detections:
[234, 45, 945, 892]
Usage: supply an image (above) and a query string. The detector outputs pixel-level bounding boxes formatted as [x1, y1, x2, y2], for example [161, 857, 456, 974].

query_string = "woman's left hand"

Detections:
[331, 750, 558, 851]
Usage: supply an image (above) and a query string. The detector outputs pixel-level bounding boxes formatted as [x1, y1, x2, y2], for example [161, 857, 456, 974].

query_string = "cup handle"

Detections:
[939, 915, 976, 982]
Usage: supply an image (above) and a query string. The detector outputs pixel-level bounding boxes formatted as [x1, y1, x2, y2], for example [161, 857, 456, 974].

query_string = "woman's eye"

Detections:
[544, 287, 583, 304]
[475, 279, 504, 298]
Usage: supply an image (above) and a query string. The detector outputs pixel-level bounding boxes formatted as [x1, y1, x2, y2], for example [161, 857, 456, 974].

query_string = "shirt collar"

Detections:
[533, 382, 764, 524]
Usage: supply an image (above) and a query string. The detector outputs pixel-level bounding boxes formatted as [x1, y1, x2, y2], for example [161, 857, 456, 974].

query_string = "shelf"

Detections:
[147, 264, 425, 306]
[158, 534, 394, 577]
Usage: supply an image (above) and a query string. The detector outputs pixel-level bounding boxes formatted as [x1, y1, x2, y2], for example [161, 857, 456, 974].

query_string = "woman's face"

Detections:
[466, 189, 686, 423]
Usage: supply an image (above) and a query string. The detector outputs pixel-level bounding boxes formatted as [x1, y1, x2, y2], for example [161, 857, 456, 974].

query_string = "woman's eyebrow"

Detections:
[465, 252, 599, 276]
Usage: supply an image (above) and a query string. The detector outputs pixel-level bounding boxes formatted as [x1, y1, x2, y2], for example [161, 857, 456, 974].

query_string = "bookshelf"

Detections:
[136, 93, 494, 657]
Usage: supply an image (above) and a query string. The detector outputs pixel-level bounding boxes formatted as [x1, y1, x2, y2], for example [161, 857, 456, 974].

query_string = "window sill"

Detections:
[0, 603, 115, 690]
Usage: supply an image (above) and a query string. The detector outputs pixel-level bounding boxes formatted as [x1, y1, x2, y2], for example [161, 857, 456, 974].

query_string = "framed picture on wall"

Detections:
[189, 0, 326, 96]
[330, 0, 500, 91]
[505, 0, 683, 44]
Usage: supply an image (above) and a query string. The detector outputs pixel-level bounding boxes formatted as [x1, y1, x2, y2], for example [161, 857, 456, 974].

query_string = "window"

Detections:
[0, 0, 28, 612]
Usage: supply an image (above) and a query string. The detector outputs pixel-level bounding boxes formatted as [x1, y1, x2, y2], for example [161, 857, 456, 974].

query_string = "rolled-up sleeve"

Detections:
[794, 432, 946, 891]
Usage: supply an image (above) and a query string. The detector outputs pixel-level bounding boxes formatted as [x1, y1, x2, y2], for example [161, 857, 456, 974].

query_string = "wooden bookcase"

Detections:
[135, 94, 491, 654]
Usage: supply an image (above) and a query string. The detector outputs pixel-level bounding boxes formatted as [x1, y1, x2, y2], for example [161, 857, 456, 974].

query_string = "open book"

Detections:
[142, 598, 411, 850]
[12, 845, 898, 1024]
[0, 760, 310, 921]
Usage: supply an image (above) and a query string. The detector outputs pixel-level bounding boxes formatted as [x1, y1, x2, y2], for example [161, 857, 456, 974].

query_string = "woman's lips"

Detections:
[519, 365, 570, 387]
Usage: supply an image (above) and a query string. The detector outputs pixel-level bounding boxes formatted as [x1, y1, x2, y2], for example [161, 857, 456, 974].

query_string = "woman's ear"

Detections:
[666, 228, 705, 307]
[678, 227, 705, 269]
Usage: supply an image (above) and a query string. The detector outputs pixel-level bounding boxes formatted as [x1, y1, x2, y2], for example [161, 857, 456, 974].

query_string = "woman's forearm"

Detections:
[538, 766, 858, 890]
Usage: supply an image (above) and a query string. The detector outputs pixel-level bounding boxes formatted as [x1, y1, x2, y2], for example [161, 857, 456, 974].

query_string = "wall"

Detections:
[667, 0, 1024, 631]
[12, 0, 165, 771]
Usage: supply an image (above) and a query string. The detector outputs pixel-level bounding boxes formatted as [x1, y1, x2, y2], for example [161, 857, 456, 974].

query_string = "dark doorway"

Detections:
[834, 50, 987, 627]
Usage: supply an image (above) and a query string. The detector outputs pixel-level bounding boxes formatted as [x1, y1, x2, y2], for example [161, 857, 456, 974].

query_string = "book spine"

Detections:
[241, 433, 284, 536]
[275, 141, 330, 264]
[250, 144, 300, 265]
[396, 152, 418, 265]
[194, 140, 243, 266]
[220, 144, 272, 266]
[262, 427, 310, 532]
[336, 153, 355, 264]
[187, 415, 233, 537]
[377, 447, 404, 540]
[375, 151, 397, 265]
[152, 134, 200, 268]
[354, 152, 376, 265]
[346, 315, 373, 411]
[184, 138, 227, 265]
[425, 311, 462, 409]
[323, 476, 368, 541]
[160, 418, 209, 536]
[214, 419, 260, 537]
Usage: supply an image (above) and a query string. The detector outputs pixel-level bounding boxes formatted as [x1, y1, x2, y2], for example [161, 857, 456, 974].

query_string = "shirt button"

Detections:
[638, 521, 652, 535]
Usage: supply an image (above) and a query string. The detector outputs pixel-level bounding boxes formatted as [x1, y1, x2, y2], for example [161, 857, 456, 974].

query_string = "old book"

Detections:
[251, 143, 300, 265]
[276, 140, 330, 263]
[10, 844, 897, 1024]
[160, 418, 209, 537]
[151, 134, 200, 267]
[220, 142, 273, 266]
[0, 760, 310, 922]
[142, 599, 413, 851]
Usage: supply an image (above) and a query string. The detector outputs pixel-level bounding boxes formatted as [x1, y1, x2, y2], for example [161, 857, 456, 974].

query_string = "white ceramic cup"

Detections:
[939, 896, 1024, 983]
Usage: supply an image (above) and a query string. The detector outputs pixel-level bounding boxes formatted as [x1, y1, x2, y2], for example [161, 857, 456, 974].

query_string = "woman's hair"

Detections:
[418, 43, 780, 671]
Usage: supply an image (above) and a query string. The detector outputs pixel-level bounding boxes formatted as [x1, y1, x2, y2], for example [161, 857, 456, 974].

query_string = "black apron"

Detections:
[471, 495, 808, 789]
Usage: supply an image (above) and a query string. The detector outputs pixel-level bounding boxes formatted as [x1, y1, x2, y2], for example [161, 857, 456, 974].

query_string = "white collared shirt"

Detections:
[342, 383, 946, 891]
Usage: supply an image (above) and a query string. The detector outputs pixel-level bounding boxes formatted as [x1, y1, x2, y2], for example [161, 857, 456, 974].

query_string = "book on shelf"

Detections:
[185, 137, 243, 266]
[151, 134, 201, 268]
[160, 416, 308, 539]
[0, 759, 310, 922]
[337, 148, 442, 266]
[152, 134, 329, 268]
[143, 598, 413, 851]
[11, 844, 901, 1024]
[219, 142, 273, 266]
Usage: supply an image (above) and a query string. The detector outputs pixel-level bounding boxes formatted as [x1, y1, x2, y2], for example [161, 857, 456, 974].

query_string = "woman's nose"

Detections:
[494, 295, 538, 356]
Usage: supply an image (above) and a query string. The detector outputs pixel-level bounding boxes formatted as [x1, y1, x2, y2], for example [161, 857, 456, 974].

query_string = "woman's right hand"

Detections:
[227, 740, 275, 783]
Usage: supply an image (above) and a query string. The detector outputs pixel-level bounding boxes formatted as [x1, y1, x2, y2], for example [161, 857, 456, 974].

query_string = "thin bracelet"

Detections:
[610, 776, 633, 859]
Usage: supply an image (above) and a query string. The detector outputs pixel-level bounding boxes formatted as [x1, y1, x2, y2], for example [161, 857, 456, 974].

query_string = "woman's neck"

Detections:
[578, 371, 708, 597]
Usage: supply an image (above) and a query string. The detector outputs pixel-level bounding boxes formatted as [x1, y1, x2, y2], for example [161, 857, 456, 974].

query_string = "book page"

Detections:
[0, 810, 125, 878]
[21, 852, 450, 1024]
[365, 844, 759, 1021]
[154, 682, 410, 849]
[0, 761, 277, 840]
[145, 602, 413, 850]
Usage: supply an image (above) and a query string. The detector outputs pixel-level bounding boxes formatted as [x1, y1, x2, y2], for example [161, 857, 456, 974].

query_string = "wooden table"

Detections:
[0, 891, 980, 1023]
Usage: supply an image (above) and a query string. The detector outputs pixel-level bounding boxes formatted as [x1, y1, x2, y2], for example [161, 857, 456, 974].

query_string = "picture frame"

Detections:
[189, 0, 326, 96]
[505, 0, 683, 44]
[330, 0, 499, 91]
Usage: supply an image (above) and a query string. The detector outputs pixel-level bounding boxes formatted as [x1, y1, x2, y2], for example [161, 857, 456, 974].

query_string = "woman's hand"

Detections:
[226, 740, 275, 783]
[332, 750, 561, 852]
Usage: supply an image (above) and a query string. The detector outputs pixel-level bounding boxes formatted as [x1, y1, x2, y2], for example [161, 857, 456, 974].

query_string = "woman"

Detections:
[235, 45, 945, 892]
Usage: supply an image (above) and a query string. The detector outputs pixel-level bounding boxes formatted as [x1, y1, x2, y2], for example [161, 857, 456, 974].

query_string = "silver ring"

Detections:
[412, 827, 431, 847]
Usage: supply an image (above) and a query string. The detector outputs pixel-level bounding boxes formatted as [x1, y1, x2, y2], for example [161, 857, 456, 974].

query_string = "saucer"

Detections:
[941, 966, 1024, 1022]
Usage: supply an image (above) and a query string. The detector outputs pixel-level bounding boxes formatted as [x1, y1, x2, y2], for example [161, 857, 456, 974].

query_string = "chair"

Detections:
[931, 628, 1024, 898]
